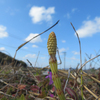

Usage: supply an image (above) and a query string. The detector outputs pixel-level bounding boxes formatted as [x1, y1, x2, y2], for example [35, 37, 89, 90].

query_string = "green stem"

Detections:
[49, 56, 66, 100]
[47, 32, 66, 100]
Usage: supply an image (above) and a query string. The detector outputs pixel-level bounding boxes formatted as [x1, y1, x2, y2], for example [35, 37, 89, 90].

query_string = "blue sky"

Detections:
[0, 0, 100, 69]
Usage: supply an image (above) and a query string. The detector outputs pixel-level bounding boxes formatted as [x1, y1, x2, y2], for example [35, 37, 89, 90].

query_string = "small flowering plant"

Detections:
[45, 69, 53, 85]
[45, 69, 55, 97]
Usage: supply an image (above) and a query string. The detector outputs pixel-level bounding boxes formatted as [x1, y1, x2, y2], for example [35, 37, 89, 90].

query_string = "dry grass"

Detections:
[0, 20, 100, 100]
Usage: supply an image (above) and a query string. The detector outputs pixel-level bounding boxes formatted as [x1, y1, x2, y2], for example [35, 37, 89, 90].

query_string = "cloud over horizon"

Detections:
[72, 51, 80, 55]
[62, 40, 66, 43]
[23, 54, 36, 58]
[0, 25, 8, 38]
[0, 47, 5, 51]
[32, 45, 38, 48]
[70, 56, 79, 61]
[59, 48, 66, 53]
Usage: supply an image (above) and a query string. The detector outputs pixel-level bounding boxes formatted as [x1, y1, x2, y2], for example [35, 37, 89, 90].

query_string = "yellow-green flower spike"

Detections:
[47, 32, 66, 100]
[47, 32, 57, 55]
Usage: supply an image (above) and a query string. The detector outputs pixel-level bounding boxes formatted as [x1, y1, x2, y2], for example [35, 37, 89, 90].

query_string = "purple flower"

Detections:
[45, 72, 53, 85]
[50, 93, 54, 97]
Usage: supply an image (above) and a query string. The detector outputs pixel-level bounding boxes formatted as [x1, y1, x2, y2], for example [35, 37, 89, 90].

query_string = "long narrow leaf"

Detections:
[65, 87, 78, 100]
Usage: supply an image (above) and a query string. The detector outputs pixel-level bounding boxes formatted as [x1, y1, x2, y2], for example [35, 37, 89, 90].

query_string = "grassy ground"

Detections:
[0, 64, 100, 100]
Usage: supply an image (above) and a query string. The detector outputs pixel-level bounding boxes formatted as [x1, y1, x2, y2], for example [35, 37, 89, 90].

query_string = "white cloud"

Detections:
[65, 8, 77, 19]
[0, 25, 8, 38]
[72, 8, 77, 13]
[29, 6, 55, 23]
[23, 47, 28, 49]
[72, 51, 80, 55]
[23, 54, 36, 58]
[0, 47, 5, 51]
[62, 40, 66, 43]
[71, 57, 76, 60]
[66, 13, 70, 19]
[59, 48, 69, 55]
[59, 48, 66, 53]
[70, 56, 79, 61]
[32, 45, 38, 48]
[25, 33, 42, 43]
[76, 17, 100, 38]
[57, 60, 60, 63]
[40, 57, 45, 60]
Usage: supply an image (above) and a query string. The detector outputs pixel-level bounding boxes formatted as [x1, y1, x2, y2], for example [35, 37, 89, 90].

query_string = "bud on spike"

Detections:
[47, 32, 57, 55]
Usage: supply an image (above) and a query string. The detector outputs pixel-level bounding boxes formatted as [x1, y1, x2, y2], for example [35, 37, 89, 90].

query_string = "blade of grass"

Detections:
[34, 51, 40, 67]
[70, 22, 83, 100]
[63, 68, 71, 93]
[78, 55, 100, 72]
[16, 20, 59, 52]
[13, 20, 59, 61]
